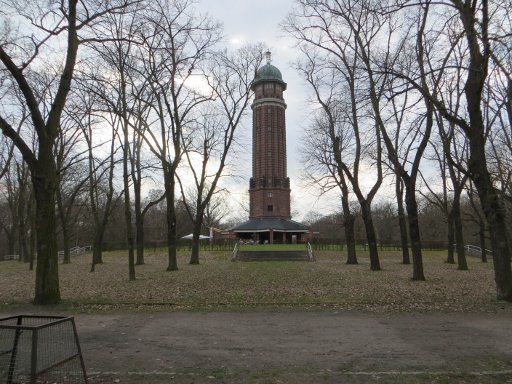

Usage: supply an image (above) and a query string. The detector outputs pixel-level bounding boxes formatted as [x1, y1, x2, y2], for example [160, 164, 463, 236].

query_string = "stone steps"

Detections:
[235, 250, 311, 262]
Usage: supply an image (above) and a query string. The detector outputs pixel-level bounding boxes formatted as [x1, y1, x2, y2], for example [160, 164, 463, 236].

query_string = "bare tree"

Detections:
[467, 179, 489, 262]
[385, 0, 512, 299]
[87, 2, 156, 280]
[134, 0, 221, 271]
[0, 133, 15, 181]
[437, 118, 470, 270]
[69, 83, 122, 271]
[0, 159, 20, 256]
[179, 45, 263, 265]
[55, 106, 91, 264]
[0, 0, 136, 301]
[419, 147, 454, 262]
[395, 177, 410, 264]
[287, 2, 387, 271]
[301, 114, 358, 264]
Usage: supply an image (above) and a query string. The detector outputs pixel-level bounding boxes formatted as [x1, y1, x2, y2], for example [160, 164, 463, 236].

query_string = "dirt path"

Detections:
[4, 311, 512, 383]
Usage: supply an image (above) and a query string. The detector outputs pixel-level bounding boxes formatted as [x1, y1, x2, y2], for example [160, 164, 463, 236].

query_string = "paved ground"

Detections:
[3, 311, 512, 383]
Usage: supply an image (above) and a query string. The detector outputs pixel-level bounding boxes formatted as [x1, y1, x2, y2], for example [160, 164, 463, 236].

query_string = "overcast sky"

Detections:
[197, 0, 340, 219]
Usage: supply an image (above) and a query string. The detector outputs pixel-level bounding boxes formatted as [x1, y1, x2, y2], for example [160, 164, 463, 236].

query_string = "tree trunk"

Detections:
[28, 197, 35, 271]
[339, 179, 357, 264]
[465, 100, 512, 299]
[458, 1, 512, 300]
[473, 161, 512, 300]
[17, 216, 24, 262]
[452, 193, 468, 270]
[343, 211, 357, 265]
[404, 183, 425, 281]
[32, 148, 60, 305]
[124, 185, 135, 281]
[446, 212, 455, 264]
[189, 218, 202, 265]
[165, 169, 178, 271]
[92, 234, 103, 265]
[133, 143, 144, 265]
[62, 224, 71, 264]
[122, 126, 135, 281]
[5, 229, 15, 257]
[341, 191, 357, 265]
[29, 226, 35, 271]
[56, 190, 71, 264]
[7, 192, 19, 258]
[17, 183, 28, 263]
[19, 219, 29, 263]
[90, 230, 104, 272]
[479, 222, 487, 263]
[396, 178, 410, 264]
[359, 200, 380, 271]
[136, 213, 144, 265]
[134, 180, 144, 265]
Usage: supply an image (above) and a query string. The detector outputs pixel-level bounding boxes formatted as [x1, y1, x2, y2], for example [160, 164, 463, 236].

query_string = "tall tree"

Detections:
[467, 180, 489, 263]
[179, 46, 263, 265]
[301, 114, 358, 265]
[89, 3, 152, 280]
[0, 0, 136, 303]
[71, 85, 121, 271]
[135, 0, 221, 271]
[287, 2, 387, 271]
[386, 0, 512, 299]
[55, 108, 90, 264]
[395, 177, 410, 265]
[420, 147, 454, 263]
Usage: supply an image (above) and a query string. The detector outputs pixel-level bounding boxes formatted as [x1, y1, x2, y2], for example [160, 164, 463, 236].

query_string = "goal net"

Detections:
[0, 315, 87, 383]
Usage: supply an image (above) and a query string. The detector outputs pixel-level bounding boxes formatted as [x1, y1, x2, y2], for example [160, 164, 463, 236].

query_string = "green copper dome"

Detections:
[251, 51, 287, 90]
[255, 63, 283, 82]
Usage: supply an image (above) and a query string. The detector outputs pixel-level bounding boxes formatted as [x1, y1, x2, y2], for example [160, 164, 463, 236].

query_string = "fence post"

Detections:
[30, 328, 38, 384]
[7, 316, 23, 384]
[71, 318, 88, 383]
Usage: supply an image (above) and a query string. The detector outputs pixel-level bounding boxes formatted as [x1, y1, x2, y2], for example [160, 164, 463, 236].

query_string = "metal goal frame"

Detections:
[0, 315, 88, 384]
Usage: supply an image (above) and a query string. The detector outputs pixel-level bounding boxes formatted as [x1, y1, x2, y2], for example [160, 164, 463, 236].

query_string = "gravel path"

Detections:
[58, 311, 512, 383]
[2, 310, 512, 383]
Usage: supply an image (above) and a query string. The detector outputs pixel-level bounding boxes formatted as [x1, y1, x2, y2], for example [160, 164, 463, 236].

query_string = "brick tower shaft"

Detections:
[249, 54, 290, 219]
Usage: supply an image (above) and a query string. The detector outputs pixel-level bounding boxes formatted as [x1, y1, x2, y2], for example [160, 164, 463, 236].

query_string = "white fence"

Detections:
[464, 244, 492, 257]
[2, 246, 92, 262]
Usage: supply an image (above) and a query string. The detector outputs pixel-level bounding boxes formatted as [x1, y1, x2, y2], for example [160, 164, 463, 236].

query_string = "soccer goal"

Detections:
[0, 315, 88, 384]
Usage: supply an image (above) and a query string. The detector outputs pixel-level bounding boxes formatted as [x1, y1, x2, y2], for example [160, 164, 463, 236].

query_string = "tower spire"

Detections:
[265, 50, 272, 64]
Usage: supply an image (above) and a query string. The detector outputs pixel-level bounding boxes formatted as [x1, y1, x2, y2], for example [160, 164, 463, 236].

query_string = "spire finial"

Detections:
[265, 50, 272, 64]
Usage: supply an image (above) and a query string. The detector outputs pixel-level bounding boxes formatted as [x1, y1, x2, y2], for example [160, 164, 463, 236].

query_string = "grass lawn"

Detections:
[0, 249, 510, 313]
